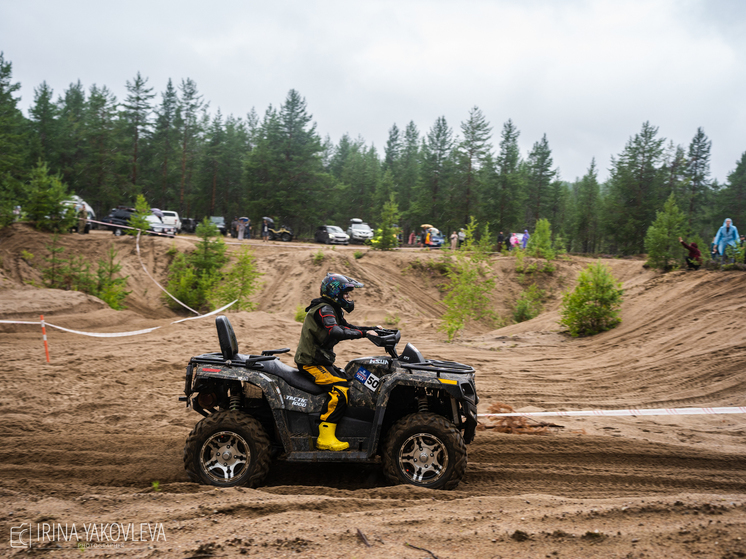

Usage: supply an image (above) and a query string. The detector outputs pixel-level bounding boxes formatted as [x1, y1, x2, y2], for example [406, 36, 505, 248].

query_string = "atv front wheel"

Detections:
[382, 412, 466, 490]
[183, 411, 271, 488]
[281, 232, 292, 242]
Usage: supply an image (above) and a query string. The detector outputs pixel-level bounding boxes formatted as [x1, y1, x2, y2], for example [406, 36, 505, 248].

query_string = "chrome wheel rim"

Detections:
[397, 432, 448, 485]
[200, 430, 250, 483]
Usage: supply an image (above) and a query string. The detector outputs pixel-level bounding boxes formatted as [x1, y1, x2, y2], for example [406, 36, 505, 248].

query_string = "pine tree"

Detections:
[122, 72, 155, 189]
[604, 121, 666, 254]
[683, 127, 711, 228]
[177, 78, 205, 214]
[57, 81, 87, 193]
[644, 193, 687, 270]
[455, 106, 492, 225]
[151, 79, 180, 209]
[718, 151, 746, 231]
[28, 81, 60, 168]
[484, 119, 523, 234]
[0, 52, 29, 179]
[383, 123, 401, 175]
[415, 116, 454, 228]
[570, 159, 601, 253]
[525, 134, 556, 227]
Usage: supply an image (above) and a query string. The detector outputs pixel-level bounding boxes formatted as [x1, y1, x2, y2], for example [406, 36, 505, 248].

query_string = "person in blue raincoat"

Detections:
[713, 218, 739, 263]
[522, 229, 530, 249]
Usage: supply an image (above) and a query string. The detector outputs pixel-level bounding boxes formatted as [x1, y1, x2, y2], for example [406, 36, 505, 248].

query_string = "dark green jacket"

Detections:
[294, 297, 369, 366]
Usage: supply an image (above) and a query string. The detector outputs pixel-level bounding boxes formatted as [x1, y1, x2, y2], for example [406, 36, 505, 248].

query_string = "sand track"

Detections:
[0, 224, 744, 558]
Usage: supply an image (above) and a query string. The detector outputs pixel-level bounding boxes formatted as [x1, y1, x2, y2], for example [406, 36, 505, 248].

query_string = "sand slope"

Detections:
[0, 224, 744, 558]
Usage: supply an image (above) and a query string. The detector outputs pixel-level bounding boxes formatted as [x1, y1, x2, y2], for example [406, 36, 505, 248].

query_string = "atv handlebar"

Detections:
[367, 328, 401, 358]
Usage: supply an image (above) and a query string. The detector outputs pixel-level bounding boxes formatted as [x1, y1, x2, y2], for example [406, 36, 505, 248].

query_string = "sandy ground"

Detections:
[0, 223, 745, 558]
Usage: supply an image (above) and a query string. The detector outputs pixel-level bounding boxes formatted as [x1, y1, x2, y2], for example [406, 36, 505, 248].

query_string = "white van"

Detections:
[161, 210, 182, 233]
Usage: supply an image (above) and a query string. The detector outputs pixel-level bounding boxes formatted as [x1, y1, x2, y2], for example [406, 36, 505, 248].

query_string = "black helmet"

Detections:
[320, 273, 364, 312]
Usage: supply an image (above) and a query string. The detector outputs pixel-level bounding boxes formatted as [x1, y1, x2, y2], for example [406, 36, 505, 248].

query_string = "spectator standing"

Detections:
[713, 218, 739, 263]
[678, 237, 702, 270]
[450, 231, 458, 250]
[522, 229, 530, 249]
[237, 218, 246, 241]
[261, 218, 270, 242]
[497, 231, 505, 252]
[408, 231, 416, 246]
[510, 233, 519, 250]
[457, 229, 466, 248]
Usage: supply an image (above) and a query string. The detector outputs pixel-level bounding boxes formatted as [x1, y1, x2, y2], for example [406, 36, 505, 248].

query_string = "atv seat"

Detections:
[215, 315, 326, 395]
[260, 359, 326, 395]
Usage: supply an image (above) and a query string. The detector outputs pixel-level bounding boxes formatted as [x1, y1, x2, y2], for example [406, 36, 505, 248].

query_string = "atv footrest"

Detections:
[284, 451, 373, 462]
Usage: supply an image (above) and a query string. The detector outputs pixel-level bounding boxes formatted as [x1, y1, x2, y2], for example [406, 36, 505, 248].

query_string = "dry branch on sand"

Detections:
[479, 402, 563, 434]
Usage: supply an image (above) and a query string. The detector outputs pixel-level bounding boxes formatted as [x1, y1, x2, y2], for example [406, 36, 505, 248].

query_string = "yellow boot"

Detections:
[316, 422, 349, 451]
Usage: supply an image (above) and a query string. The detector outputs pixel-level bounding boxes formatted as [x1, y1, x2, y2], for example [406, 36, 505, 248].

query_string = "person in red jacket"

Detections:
[679, 237, 701, 270]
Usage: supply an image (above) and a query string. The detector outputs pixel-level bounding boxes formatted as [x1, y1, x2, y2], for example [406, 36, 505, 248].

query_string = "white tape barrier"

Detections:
[171, 299, 238, 324]
[134, 231, 201, 315]
[0, 319, 160, 337]
[86, 218, 175, 239]
[0, 298, 237, 337]
[478, 406, 746, 418]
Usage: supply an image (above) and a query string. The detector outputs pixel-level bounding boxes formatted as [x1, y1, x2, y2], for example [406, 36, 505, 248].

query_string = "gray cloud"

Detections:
[2, 0, 744, 182]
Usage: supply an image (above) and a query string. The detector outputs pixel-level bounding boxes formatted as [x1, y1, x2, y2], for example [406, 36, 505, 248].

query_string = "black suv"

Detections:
[100, 207, 175, 237]
[209, 216, 228, 236]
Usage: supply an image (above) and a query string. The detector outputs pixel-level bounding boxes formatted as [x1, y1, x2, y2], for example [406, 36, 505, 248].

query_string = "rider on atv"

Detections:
[294, 273, 379, 451]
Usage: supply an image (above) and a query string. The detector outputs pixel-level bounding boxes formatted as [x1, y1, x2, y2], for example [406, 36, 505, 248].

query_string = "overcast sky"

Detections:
[2, 0, 745, 183]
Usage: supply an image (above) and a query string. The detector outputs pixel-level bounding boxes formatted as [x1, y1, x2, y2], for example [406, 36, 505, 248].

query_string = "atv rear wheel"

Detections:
[382, 412, 466, 490]
[184, 411, 271, 488]
[281, 232, 292, 242]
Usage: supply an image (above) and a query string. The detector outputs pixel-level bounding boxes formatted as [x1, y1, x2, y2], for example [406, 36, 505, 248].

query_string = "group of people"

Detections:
[496, 230, 530, 252]
[230, 217, 272, 242]
[679, 217, 742, 270]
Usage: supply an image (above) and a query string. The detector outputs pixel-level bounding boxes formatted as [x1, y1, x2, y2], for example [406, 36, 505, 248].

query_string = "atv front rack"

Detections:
[400, 359, 475, 376]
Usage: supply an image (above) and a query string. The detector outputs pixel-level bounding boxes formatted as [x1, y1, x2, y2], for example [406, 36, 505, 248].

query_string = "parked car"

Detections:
[314, 225, 350, 245]
[161, 210, 182, 233]
[181, 218, 197, 233]
[347, 218, 374, 243]
[100, 207, 175, 237]
[427, 227, 445, 248]
[62, 195, 96, 233]
[209, 216, 228, 236]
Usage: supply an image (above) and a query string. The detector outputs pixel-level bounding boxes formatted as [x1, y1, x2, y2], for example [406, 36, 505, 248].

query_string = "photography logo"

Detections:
[9, 521, 167, 549]
[10, 523, 29, 548]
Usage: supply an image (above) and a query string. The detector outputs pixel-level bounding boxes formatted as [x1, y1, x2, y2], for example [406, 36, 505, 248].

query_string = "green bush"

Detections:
[526, 218, 556, 260]
[513, 285, 544, 323]
[128, 194, 152, 235]
[559, 261, 623, 337]
[353, 250, 364, 260]
[164, 218, 228, 312]
[294, 305, 306, 322]
[24, 161, 77, 233]
[210, 246, 262, 311]
[644, 193, 686, 271]
[439, 254, 495, 341]
[312, 250, 325, 266]
[370, 194, 400, 251]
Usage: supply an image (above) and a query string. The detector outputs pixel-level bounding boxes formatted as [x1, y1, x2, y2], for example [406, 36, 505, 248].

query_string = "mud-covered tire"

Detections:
[183, 411, 271, 488]
[382, 412, 467, 490]
[281, 232, 292, 242]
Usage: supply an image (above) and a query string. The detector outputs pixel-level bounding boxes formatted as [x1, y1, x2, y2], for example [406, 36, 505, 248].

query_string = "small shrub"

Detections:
[294, 305, 306, 322]
[644, 193, 686, 271]
[559, 261, 623, 336]
[210, 246, 262, 311]
[128, 194, 152, 235]
[384, 313, 400, 326]
[513, 285, 544, 323]
[353, 250, 364, 260]
[312, 250, 325, 266]
[514, 249, 525, 273]
[541, 261, 556, 274]
[525, 218, 556, 260]
[20, 250, 34, 262]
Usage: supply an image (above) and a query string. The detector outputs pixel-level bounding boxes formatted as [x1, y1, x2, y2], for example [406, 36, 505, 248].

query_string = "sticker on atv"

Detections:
[354, 366, 381, 392]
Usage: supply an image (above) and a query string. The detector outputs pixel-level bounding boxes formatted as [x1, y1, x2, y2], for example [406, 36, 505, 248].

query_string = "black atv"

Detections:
[180, 316, 478, 490]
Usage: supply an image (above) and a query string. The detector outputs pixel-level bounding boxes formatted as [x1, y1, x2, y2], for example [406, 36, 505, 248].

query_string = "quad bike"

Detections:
[267, 225, 293, 242]
[180, 316, 479, 490]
